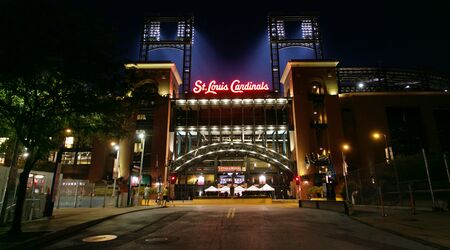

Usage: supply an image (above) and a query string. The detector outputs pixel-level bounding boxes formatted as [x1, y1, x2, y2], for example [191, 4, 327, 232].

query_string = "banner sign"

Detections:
[193, 80, 270, 95]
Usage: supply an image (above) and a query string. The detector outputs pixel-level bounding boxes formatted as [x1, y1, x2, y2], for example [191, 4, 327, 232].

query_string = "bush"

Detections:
[307, 186, 323, 197]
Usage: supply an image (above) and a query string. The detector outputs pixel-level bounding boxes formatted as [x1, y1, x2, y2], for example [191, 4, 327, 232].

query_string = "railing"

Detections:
[337, 67, 450, 93]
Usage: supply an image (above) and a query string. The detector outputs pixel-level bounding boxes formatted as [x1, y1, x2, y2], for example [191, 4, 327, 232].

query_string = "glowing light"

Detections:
[114, 145, 120, 151]
[197, 175, 205, 185]
[110, 142, 116, 146]
[177, 21, 185, 38]
[148, 21, 160, 41]
[131, 176, 140, 185]
[301, 20, 313, 39]
[405, 85, 410, 89]
[23, 152, 29, 158]
[65, 129, 72, 134]
[65, 137, 74, 148]
[276, 20, 285, 38]
[372, 132, 381, 139]
[358, 83, 365, 88]
[342, 144, 350, 151]
[35, 175, 44, 179]
[259, 175, 266, 184]
[138, 132, 145, 139]
[176, 100, 186, 105]
[192, 80, 270, 95]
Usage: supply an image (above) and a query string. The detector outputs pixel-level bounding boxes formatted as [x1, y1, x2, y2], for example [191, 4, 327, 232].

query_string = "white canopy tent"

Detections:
[219, 186, 230, 193]
[246, 185, 261, 191]
[204, 186, 219, 192]
[260, 184, 275, 191]
[234, 185, 246, 196]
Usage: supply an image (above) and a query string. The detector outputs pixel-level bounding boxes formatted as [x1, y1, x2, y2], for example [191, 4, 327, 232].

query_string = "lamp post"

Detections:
[111, 142, 120, 197]
[444, 153, 450, 184]
[372, 132, 401, 204]
[421, 148, 436, 209]
[341, 144, 350, 201]
[136, 132, 146, 206]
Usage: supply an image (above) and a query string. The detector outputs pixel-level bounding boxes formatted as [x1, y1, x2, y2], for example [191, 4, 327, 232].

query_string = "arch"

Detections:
[170, 142, 294, 174]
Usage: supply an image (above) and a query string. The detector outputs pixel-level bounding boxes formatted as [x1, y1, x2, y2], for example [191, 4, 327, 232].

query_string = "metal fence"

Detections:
[344, 160, 450, 212]
[56, 179, 118, 208]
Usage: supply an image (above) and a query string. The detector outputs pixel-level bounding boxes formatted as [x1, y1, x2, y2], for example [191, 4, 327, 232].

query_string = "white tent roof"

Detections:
[260, 184, 275, 191]
[205, 186, 218, 192]
[234, 186, 246, 191]
[219, 186, 230, 192]
[246, 185, 261, 191]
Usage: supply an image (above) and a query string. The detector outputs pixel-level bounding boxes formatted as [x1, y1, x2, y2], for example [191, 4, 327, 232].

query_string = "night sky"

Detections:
[91, 0, 450, 87]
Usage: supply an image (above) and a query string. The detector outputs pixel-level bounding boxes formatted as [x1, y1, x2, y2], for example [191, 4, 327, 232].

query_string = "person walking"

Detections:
[143, 185, 151, 205]
[162, 187, 169, 207]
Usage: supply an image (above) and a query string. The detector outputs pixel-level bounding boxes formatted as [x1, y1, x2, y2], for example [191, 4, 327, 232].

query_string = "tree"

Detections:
[0, 0, 131, 233]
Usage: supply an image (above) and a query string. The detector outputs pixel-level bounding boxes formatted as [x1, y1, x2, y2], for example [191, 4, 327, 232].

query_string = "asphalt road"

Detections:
[43, 204, 435, 250]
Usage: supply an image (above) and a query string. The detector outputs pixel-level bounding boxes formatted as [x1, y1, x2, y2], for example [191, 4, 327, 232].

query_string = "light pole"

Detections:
[111, 142, 120, 197]
[421, 148, 436, 209]
[136, 132, 146, 206]
[444, 153, 450, 184]
[341, 144, 350, 201]
[372, 132, 401, 204]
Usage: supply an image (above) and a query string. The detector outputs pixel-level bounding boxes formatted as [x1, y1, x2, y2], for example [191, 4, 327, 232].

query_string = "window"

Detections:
[137, 114, 146, 120]
[62, 152, 75, 165]
[77, 152, 92, 165]
[48, 151, 57, 162]
[65, 137, 74, 148]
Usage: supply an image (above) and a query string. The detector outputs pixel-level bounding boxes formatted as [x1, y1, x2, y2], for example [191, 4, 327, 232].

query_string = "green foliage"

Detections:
[307, 186, 323, 195]
[0, 0, 131, 163]
[0, 0, 133, 231]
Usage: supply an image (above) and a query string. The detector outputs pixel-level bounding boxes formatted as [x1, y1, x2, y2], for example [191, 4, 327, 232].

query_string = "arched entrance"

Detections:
[170, 142, 295, 199]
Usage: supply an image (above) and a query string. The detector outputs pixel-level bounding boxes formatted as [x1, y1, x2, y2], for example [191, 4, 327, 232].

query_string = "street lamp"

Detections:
[341, 144, 350, 201]
[372, 131, 401, 204]
[372, 132, 391, 163]
[136, 132, 146, 206]
[111, 142, 120, 197]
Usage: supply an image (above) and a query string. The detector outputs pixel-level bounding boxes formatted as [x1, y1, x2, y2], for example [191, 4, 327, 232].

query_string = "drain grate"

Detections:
[82, 234, 118, 243]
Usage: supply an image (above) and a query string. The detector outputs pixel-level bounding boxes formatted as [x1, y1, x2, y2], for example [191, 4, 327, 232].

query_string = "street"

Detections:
[43, 204, 435, 250]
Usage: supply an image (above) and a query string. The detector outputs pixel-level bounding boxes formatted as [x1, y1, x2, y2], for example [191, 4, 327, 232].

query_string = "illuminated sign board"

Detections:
[193, 80, 270, 95]
[217, 166, 242, 172]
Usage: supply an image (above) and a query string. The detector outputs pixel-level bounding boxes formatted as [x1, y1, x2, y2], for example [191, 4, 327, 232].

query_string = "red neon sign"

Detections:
[192, 80, 270, 95]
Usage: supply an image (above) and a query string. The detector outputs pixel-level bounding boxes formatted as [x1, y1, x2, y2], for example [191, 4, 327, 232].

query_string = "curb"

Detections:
[349, 215, 450, 250]
[7, 206, 163, 250]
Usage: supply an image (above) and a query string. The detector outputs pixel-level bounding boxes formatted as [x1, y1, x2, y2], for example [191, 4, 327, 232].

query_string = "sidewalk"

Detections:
[0, 205, 161, 249]
[351, 206, 450, 249]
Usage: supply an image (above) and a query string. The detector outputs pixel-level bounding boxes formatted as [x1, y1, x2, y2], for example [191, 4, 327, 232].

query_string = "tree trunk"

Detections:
[9, 155, 35, 234]
[0, 138, 19, 225]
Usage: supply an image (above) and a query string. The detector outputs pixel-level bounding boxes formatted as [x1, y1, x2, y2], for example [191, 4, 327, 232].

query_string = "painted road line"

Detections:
[227, 208, 232, 218]
[231, 208, 235, 218]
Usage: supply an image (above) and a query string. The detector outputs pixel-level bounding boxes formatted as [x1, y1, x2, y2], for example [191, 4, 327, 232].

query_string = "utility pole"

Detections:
[44, 147, 63, 217]
[137, 133, 146, 206]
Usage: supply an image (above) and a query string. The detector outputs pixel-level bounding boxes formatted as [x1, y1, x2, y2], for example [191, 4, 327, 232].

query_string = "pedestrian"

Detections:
[162, 187, 169, 207]
[156, 191, 162, 206]
[144, 185, 150, 205]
